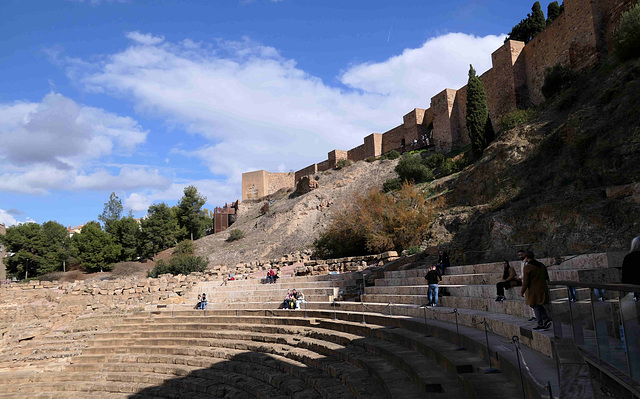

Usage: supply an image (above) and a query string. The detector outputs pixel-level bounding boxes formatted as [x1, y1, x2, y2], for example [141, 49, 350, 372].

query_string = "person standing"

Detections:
[517, 250, 536, 321]
[520, 251, 552, 330]
[437, 250, 450, 276]
[495, 260, 520, 301]
[425, 265, 442, 307]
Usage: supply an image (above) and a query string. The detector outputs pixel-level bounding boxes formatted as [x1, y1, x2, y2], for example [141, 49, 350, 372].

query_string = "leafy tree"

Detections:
[98, 192, 123, 234]
[395, 154, 433, 183]
[0, 221, 72, 279]
[2, 222, 42, 279]
[466, 65, 494, 159]
[614, 2, 640, 61]
[72, 221, 121, 272]
[39, 221, 73, 275]
[111, 216, 140, 261]
[139, 203, 183, 258]
[546, 1, 562, 25]
[176, 186, 207, 241]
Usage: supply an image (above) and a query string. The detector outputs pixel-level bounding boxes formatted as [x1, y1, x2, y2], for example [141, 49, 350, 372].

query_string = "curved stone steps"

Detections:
[84, 334, 422, 398]
[77, 347, 379, 398]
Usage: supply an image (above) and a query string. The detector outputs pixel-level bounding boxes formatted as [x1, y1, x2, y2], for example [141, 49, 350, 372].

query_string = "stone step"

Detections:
[384, 252, 623, 279]
[81, 333, 426, 398]
[365, 284, 568, 301]
[190, 280, 350, 293]
[78, 342, 383, 398]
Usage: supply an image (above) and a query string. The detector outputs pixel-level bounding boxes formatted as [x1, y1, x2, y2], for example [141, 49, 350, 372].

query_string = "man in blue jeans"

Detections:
[425, 265, 442, 307]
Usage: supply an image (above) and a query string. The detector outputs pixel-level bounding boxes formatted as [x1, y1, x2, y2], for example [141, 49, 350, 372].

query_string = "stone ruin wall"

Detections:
[245, 0, 635, 194]
[241, 170, 294, 201]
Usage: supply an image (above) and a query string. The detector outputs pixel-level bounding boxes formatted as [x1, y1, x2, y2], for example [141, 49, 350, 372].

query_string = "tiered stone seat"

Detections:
[0, 311, 526, 398]
[179, 274, 358, 310]
[354, 252, 623, 356]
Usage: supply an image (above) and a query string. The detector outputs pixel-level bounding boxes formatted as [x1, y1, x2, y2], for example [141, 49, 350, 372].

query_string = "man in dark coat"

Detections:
[437, 250, 450, 276]
[520, 251, 551, 330]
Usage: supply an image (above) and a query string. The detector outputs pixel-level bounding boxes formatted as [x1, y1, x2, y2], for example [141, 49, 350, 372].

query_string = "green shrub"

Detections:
[335, 159, 352, 170]
[541, 64, 577, 100]
[395, 154, 434, 183]
[173, 239, 195, 256]
[382, 178, 402, 192]
[497, 109, 536, 131]
[365, 156, 377, 163]
[380, 150, 400, 160]
[405, 246, 422, 255]
[226, 229, 244, 242]
[614, 2, 640, 61]
[147, 255, 207, 278]
[440, 158, 457, 176]
[421, 153, 445, 169]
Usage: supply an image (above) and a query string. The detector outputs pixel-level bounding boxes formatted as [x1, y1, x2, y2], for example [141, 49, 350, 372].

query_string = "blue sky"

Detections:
[0, 0, 542, 228]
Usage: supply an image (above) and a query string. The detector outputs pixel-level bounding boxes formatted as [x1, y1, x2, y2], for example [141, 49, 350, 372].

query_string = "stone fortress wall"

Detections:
[242, 0, 634, 200]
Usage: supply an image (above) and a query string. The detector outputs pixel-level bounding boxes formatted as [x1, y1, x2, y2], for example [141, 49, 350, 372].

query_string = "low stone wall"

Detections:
[295, 251, 399, 275]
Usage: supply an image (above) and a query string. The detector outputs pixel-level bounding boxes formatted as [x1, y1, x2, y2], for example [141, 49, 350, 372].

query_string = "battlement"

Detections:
[243, 0, 634, 196]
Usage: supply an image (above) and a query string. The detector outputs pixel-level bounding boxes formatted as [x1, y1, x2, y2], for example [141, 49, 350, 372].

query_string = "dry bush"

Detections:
[110, 262, 153, 278]
[314, 183, 441, 258]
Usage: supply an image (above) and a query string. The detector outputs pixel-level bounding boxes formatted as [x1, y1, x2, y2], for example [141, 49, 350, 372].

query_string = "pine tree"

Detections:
[176, 186, 207, 241]
[465, 65, 493, 159]
[98, 192, 123, 234]
[547, 1, 562, 25]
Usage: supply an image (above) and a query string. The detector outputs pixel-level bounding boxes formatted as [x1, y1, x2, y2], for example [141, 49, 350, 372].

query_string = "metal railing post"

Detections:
[454, 308, 464, 351]
[483, 318, 500, 373]
[423, 304, 432, 337]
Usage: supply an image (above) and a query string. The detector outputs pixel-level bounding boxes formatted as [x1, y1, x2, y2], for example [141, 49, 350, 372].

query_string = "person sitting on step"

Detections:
[495, 260, 520, 301]
[295, 291, 306, 309]
[199, 293, 207, 310]
[195, 294, 202, 309]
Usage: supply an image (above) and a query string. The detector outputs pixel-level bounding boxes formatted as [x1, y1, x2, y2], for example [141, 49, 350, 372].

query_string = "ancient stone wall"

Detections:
[328, 150, 348, 167]
[295, 164, 318, 182]
[242, 170, 295, 201]
[257, 0, 634, 185]
[364, 133, 383, 159]
[381, 125, 406, 154]
[347, 144, 366, 162]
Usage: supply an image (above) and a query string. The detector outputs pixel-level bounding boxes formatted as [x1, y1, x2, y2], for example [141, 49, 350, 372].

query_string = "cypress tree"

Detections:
[466, 65, 493, 159]
[530, 2, 547, 38]
[547, 1, 562, 25]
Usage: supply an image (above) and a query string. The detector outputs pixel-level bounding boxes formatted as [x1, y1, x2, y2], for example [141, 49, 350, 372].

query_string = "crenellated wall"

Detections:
[243, 0, 635, 192]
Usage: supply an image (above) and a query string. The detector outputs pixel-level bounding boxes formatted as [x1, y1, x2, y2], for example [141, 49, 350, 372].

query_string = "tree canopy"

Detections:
[0, 221, 71, 279]
[505, 1, 559, 44]
[139, 203, 183, 258]
[72, 221, 121, 273]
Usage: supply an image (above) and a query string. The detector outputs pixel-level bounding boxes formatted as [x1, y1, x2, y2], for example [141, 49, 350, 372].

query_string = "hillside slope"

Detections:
[195, 159, 398, 266]
[192, 59, 640, 268]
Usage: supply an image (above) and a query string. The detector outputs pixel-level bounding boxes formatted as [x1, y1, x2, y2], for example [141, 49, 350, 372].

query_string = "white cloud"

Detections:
[78, 32, 504, 188]
[0, 209, 35, 227]
[0, 92, 166, 194]
[125, 31, 165, 46]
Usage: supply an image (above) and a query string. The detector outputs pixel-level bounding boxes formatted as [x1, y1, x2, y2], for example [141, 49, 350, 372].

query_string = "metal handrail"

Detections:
[549, 280, 640, 291]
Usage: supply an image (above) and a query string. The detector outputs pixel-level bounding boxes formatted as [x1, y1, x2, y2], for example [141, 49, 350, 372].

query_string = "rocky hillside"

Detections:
[193, 58, 640, 268]
[195, 159, 398, 266]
